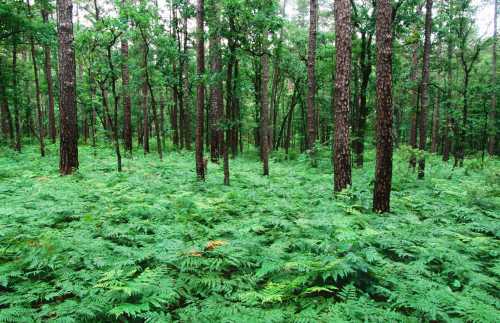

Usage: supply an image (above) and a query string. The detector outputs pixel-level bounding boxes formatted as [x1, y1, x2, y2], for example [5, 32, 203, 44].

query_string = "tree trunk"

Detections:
[121, 0, 132, 154]
[182, 15, 191, 150]
[333, 0, 352, 192]
[0, 60, 13, 142]
[142, 73, 150, 154]
[195, 0, 205, 180]
[261, 38, 270, 176]
[443, 28, 453, 161]
[408, 43, 420, 168]
[57, 0, 79, 174]
[417, 0, 433, 179]
[42, 6, 56, 143]
[373, 0, 393, 213]
[431, 92, 440, 153]
[488, 0, 497, 155]
[352, 32, 372, 168]
[306, 0, 318, 150]
[209, 5, 223, 163]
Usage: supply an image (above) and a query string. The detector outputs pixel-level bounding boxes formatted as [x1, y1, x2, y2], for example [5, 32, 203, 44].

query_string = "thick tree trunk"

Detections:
[261, 39, 270, 176]
[373, 0, 393, 213]
[488, 0, 497, 155]
[57, 0, 79, 174]
[306, 0, 318, 150]
[417, 0, 433, 179]
[333, 0, 352, 192]
[195, 0, 205, 180]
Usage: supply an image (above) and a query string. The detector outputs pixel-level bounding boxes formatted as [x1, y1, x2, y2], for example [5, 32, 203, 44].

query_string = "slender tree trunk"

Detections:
[195, 0, 205, 180]
[409, 43, 420, 168]
[182, 15, 191, 150]
[57, 0, 79, 174]
[417, 0, 433, 179]
[443, 31, 453, 161]
[261, 38, 270, 176]
[373, 0, 393, 213]
[488, 0, 497, 154]
[121, 0, 132, 154]
[28, 0, 45, 156]
[306, 0, 318, 151]
[12, 42, 21, 152]
[209, 5, 223, 163]
[333, 0, 352, 192]
[142, 67, 150, 154]
[431, 92, 440, 153]
[42, 7, 56, 143]
[0, 60, 13, 142]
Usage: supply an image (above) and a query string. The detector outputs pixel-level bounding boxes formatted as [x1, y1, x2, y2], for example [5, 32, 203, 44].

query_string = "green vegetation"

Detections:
[1, 145, 498, 322]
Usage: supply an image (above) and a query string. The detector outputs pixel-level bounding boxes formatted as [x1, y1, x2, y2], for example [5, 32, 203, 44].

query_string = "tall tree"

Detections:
[41, 2, 56, 143]
[261, 35, 270, 176]
[333, 0, 352, 192]
[209, 0, 223, 163]
[195, 0, 205, 180]
[373, 0, 393, 212]
[57, 0, 79, 174]
[417, 0, 433, 179]
[306, 0, 317, 151]
[121, 0, 132, 154]
[488, 0, 497, 155]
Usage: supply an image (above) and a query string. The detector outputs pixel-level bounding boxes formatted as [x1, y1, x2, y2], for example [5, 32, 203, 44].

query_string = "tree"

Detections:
[417, 0, 433, 179]
[333, 0, 352, 192]
[488, 0, 497, 155]
[57, 0, 79, 174]
[121, 0, 132, 154]
[306, 0, 317, 152]
[261, 35, 270, 176]
[373, 0, 393, 213]
[41, 1, 56, 143]
[195, 0, 205, 180]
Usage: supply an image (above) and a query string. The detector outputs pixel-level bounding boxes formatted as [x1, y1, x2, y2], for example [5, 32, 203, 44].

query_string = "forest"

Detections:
[0, 0, 499, 321]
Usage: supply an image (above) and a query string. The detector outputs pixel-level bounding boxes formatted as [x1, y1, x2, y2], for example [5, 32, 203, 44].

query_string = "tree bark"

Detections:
[182, 15, 191, 150]
[488, 0, 497, 155]
[443, 24, 453, 162]
[195, 0, 205, 180]
[417, 0, 433, 179]
[209, 3, 223, 163]
[306, 0, 318, 150]
[431, 92, 440, 153]
[373, 0, 393, 213]
[57, 0, 79, 174]
[0, 59, 13, 142]
[333, 0, 352, 192]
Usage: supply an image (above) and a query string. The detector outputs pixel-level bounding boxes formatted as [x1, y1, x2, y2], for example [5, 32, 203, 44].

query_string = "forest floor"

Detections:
[0, 144, 499, 322]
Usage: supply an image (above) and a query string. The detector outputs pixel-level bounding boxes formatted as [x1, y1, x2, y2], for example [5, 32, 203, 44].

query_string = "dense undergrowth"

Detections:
[0, 144, 499, 322]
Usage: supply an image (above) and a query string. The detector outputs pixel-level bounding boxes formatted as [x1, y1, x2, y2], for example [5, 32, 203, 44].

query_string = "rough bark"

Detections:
[373, 0, 393, 213]
[0, 59, 13, 142]
[57, 0, 79, 174]
[306, 0, 318, 150]
[417, 0, 433, 179]
[488, 0, 497, 155]
[42, 6, 56, 143]
[195, 0, 205, 180]
[333, 0, 352, 192]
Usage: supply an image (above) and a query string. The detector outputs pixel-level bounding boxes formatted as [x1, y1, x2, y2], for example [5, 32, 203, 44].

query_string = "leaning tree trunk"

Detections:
[306, 0, 318, 151]
[488, 0, 497, 155]
[333, 0, 352, 192]
[195, 0, 205, 180]
[57, 0, 79, 174]
[417, 0, 433, 179]
[373, 0, 393, 213]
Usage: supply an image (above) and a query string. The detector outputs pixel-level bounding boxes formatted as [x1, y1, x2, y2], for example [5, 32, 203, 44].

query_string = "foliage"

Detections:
[0, 144, 498, 322]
